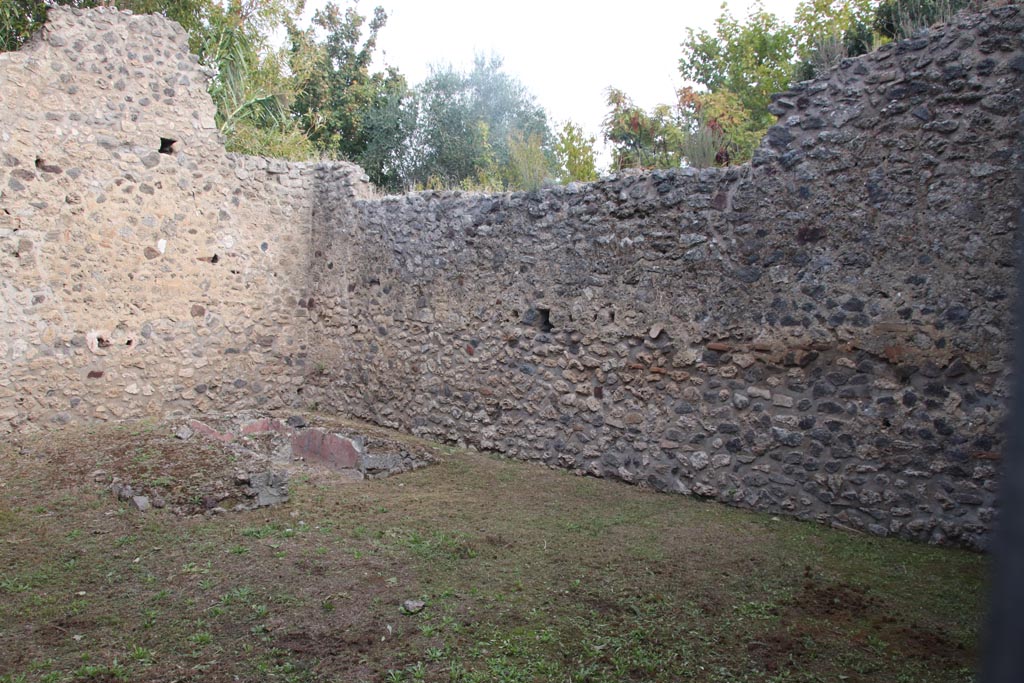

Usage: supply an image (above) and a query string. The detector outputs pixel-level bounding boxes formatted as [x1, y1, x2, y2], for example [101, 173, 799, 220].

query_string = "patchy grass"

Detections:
[0, 418, 986, 682]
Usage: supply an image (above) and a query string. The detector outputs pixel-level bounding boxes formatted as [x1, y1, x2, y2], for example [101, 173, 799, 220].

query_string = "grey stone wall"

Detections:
[308, 7, 1023, 550]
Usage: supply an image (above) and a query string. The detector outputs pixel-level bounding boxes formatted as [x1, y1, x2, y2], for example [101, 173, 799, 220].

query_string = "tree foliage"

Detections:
[507, 131, 549, 191]
[601, 0, 807, 172]
[679, 1, 796, 130]
[605, 0, 982, 171]
[554, 121, 599, 183]
[874, 0, 974, 39]
[287, 2, 413, 187]
[202, 5, 300, 155]
[603, 89, 685, 171]
[408, 57, 554, 191]
[677, 87, 761, 165]
[198, 0, 310, 157]
[0, 0, 48, 52]
[792, 0, 878, 79]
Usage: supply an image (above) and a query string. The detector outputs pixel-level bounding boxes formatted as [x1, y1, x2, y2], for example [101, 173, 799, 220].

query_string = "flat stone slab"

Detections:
[182, 415, 434, 480]
[290, 429, 361, 470]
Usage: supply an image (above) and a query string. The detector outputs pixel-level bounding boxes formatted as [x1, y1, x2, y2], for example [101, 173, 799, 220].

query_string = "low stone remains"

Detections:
[2, 6, 1021, 549]
[183, 414, 436, 481]
[101, 414, 436, 514]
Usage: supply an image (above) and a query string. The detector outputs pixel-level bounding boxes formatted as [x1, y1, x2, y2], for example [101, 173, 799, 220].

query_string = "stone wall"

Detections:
[1, 6, 1020, 549]
[308, 7, 1023, 550]
[0, 7, 370, 430]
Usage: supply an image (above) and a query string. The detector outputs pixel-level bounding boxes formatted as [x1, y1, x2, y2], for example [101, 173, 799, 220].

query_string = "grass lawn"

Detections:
[0, 416, 986, 682]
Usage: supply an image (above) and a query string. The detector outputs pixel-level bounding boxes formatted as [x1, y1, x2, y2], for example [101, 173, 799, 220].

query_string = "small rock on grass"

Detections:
[401, 599, 425, 615]
[175, 425, 194, 440]
[110, 481, 133, 500]
[285, 415, 307, 428]
[131, 495, 151, 512]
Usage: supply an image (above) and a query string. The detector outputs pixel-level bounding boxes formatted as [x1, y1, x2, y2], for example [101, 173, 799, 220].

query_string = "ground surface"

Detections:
[0, 416, 987, 682]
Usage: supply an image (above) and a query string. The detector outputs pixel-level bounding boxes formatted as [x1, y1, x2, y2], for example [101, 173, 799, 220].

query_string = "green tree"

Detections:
[463, 55, 550, 174]
[676, 87, 759, 165]
[287, 2, 413, 187]
[792, 0, 878, 79]
[411, 66, 491, 188]
[355, 82, 417, 191]
[202, 3, 312, 158]
[603, 88, 685, 171]
[0, 0, 48, 52]
[554, 121, 599, 183]
[409, 56, 553, 190]
[679, 1, 796, 130]
[874, 0, 973, 40]
[507, 131, 551, 191]
[603, 86, 756, 170]
[673, 1, 801, 165]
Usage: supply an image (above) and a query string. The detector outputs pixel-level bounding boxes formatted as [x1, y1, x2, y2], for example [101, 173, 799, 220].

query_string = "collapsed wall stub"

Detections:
[2, 7, 1021, 549]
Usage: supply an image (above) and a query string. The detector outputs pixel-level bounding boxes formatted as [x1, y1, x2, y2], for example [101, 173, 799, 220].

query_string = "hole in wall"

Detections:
[159, 137, 177, 154]
[520, 306, 554, 332]
[96, 336, 111, 348]
[537, 307, 553, 333]
[34, 157, 62, 174]
[125, 339, 133, 347]
[211, 254, 219, 264]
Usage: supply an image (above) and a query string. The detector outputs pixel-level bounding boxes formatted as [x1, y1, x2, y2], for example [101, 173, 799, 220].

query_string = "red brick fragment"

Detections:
[241, 418, 288, 436]
[189, 419, 235, 443]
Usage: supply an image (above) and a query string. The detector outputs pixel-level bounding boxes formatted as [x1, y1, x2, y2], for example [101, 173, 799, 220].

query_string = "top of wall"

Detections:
[333, 5, 1023, 372]
[0, 7, 222, 163]
[759, 4, 1023, 168]
[351, 4, 1022, 203]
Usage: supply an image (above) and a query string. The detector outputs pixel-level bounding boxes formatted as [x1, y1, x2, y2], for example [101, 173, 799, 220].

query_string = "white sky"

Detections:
[300, 0, 806, 169]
